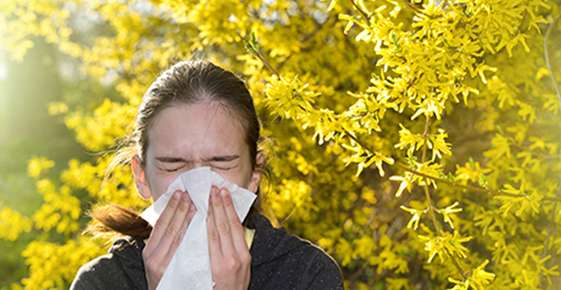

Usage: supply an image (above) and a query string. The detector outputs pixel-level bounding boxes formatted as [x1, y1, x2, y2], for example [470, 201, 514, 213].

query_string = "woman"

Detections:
[70, 60, 344, 290]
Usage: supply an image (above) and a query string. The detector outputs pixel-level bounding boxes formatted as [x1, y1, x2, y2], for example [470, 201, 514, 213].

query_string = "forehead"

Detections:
[146, 101, 246, 158]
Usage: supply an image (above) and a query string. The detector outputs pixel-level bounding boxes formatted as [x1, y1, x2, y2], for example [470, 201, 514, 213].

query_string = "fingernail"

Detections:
[173, 191, 181, 200]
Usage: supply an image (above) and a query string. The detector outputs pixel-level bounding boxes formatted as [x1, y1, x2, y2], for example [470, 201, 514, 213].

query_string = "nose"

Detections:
[192, 160, 208, 169]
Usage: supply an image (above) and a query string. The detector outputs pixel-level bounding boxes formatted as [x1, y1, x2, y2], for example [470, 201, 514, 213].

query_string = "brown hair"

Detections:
[89, 59, 266, 239]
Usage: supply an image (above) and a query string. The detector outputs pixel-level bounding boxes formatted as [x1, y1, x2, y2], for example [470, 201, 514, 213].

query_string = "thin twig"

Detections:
[251, 47, 279, 76]
[544, 16, 561, 105]
[239, 31, 280, 76]
[349, 0, 371, 21]
[400, 0, 425, 16]
[394, 162, 524, 198]
[344, 127, 529, 199]
[419, 116, 467, 279]
[421, 115, 431, 162]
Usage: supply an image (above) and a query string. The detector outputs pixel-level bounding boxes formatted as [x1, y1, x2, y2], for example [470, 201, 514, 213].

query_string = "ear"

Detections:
[131, 155, 152, 200]
[247, 151, 266, 193]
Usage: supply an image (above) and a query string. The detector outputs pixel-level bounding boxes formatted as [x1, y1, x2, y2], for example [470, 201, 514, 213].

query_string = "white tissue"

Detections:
[140, 166, 257, 290]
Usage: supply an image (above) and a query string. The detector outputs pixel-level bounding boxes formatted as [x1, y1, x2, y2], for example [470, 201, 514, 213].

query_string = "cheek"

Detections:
[219, 162, 253, 189]
[220, 171, 245, 187]
[146, 168, 178, 200]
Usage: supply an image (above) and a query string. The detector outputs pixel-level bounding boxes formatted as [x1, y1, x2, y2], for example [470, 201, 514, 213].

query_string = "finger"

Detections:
[221, 187, 248, 253]
[144, 191, 189, 276]
[154, 192, 189, 255]
[144, 190, 182, 254]
[163, 191, 197, 259]
[212, 187, 236, 256]
[207, 186, 223, 260]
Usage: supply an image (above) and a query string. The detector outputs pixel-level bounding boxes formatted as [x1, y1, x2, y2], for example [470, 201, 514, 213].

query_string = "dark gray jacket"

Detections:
[70, 213, 344, 289]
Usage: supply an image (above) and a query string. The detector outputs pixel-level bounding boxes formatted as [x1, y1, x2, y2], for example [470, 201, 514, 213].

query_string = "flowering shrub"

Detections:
[1, 0, 561, 289]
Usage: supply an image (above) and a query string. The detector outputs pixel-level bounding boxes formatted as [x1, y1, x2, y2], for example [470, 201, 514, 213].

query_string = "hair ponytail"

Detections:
[87, 204, 152, 239]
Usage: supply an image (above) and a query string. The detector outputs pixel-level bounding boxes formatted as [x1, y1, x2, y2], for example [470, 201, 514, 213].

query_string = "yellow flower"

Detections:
[27, 157, 55, 178]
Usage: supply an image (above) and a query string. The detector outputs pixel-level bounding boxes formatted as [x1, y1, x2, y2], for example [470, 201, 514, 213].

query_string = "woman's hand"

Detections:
[143, 190, 196, 290]
[207, 186, 251, 290]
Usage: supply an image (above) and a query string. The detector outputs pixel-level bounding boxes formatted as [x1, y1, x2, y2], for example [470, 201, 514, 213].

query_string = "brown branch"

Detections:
[400, 0, 425, 16]
[349, 0, 371, 21]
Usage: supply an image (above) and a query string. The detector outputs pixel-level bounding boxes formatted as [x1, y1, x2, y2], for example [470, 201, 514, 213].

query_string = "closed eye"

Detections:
[159, 165, 184, 172]
[211, 163, 239, 171]
[207, 155, 239, 170]
[207, 155, 240, 162]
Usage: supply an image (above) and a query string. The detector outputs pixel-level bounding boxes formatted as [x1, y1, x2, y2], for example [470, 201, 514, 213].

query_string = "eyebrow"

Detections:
[155, 155, 240, 163]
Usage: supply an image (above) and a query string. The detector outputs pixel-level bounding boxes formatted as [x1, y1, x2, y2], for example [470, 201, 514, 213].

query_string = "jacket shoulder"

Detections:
[249, 214, 344, 289]
[70, 254, 124, 290]
[296, 242, 344, 290]
[70, 238, 145, 290]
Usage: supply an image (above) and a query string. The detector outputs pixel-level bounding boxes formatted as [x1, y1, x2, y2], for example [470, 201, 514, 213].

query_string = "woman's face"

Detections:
[131, 101, 261, 201]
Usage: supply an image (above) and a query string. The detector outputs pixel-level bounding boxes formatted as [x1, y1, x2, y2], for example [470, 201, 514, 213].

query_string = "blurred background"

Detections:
[0, 41, 86, 285]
